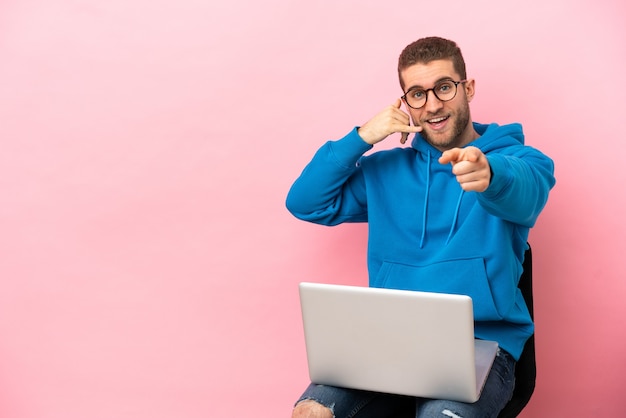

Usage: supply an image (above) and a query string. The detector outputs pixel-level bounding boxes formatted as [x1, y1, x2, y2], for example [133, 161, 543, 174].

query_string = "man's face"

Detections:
[400, 59, 476, 151]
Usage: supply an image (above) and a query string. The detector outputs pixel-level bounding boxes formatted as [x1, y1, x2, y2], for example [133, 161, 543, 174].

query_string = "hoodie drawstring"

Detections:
[419, 152, 431, 249]
[446, 189, 465, 245]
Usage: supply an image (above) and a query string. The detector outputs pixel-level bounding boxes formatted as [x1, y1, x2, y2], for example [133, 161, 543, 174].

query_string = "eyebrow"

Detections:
[404, 77, 455, 93]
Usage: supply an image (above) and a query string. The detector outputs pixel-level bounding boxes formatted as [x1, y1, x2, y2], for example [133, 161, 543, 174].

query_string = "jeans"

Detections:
[295, 348, 516, 418]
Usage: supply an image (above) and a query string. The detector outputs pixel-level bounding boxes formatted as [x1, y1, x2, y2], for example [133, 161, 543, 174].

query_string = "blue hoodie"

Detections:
[286, 122, 555, 360]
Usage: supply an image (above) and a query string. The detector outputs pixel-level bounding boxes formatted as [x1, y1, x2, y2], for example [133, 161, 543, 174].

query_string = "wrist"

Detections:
[357, 126, 377, 145]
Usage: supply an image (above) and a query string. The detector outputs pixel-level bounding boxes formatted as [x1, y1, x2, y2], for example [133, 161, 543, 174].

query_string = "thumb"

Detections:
[394, 98, 403, 109]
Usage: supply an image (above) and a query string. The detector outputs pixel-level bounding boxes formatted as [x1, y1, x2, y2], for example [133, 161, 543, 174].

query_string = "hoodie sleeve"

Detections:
[285, 128, 373, 225]
[480, 145, 555, 227]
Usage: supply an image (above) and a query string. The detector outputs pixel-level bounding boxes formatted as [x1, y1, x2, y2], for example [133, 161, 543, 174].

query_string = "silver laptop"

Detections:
[298, 282, 498, 403]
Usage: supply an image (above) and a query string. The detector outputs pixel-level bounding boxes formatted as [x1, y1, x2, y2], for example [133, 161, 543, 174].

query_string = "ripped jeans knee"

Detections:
[293, 398, 335, 418]
[295, 383, 414, 418]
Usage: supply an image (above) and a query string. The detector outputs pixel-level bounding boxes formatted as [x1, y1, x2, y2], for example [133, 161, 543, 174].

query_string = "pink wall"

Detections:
[0, 0, 624, 416]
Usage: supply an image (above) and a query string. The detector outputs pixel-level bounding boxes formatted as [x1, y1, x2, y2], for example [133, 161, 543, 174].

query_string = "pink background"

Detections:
[0, 0, 624, 416]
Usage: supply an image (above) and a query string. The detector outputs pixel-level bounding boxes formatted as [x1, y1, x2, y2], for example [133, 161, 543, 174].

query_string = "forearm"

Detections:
[479, 149, 555, 227]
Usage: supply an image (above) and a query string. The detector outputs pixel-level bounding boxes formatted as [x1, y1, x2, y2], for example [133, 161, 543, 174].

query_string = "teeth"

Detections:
[428, 116, 447, 123]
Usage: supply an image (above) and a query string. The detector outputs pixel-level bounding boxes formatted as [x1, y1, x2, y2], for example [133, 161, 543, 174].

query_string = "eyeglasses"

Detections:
[401, 79, 467, 109]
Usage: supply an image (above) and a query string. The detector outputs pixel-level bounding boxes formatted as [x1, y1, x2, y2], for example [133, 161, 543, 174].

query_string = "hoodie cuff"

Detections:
[483, 154, 513, 198]
[327, 127, 374, 167]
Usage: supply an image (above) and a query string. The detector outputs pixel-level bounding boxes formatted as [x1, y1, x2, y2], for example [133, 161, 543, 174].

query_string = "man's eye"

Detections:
[438, 82, 452, 93]
[411, 90, 425, 99]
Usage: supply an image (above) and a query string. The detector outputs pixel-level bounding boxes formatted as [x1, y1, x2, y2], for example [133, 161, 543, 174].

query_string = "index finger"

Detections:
[438, 148, 462, 165]
[439, 147, 481, 164]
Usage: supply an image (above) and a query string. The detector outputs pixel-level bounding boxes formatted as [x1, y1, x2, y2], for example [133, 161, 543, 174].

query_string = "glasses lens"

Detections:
[434, 81, 457, 101]
[406, 89, 426, 108]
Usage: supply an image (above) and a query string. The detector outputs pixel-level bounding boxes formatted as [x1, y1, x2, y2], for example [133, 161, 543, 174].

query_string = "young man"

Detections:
[286, 37, 555, 418]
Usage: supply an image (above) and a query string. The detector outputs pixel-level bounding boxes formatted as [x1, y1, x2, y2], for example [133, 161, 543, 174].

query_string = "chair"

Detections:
[497, 244, 536, 417]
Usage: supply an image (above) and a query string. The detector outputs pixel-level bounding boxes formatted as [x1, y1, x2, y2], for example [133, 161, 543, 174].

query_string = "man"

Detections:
[285, 37, 555, 418]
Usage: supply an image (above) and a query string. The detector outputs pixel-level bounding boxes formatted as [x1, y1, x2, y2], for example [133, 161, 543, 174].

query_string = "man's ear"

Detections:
[465, 78, 476, 103]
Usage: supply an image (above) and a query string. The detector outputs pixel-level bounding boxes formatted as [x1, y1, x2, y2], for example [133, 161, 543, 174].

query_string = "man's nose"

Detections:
[424, 89, 444, 113]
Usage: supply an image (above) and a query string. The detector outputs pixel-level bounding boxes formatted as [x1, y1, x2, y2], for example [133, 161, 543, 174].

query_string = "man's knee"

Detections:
[292, 399, 334, 418]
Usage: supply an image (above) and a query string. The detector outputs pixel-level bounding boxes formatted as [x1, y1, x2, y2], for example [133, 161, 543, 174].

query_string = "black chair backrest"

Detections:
[497, 245, 536, 418]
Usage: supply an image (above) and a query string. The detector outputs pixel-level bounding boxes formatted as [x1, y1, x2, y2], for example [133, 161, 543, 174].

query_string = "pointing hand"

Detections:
[439, 146, 491, 192]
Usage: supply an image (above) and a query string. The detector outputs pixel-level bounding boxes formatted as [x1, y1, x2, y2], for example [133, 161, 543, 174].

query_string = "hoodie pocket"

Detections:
[375, 258, 501, 321]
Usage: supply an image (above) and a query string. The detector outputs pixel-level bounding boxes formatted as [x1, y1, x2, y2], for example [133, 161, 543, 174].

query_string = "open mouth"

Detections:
[426, 115, 450, 129]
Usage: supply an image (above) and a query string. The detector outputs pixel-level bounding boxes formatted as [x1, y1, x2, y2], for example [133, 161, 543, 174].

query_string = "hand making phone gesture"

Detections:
[357, 99, 422, 145]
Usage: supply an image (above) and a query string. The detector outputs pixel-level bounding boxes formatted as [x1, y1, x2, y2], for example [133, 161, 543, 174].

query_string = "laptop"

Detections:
[298, 282, 498, 403]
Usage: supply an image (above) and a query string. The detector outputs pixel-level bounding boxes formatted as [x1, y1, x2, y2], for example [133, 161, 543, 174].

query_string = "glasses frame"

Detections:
[401, 79, 467, 109]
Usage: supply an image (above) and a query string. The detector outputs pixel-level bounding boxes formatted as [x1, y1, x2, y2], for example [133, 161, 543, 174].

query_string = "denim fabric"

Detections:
[295, 348, 516, 418]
